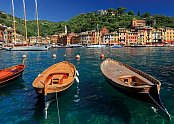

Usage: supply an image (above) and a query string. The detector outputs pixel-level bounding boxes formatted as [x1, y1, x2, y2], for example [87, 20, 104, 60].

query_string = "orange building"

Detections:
[132, 18, 146, 28]
[59, 32, 76, 45]
[126, 30, 138, 45]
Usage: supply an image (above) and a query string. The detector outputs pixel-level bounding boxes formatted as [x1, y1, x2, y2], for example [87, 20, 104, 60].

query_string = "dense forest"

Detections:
[0, 7, 174, 37]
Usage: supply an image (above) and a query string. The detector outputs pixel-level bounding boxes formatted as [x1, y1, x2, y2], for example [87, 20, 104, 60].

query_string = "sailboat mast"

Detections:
[23, 0, 27, 43]
[35, 0, 40, 43]
[12, 0, 16, 42]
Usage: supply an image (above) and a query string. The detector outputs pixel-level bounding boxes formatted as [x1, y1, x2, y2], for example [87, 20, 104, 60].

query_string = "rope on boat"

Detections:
[56, 92, 61, 124]
[147, 93, 171, 120]
[44, 95, 48, 119]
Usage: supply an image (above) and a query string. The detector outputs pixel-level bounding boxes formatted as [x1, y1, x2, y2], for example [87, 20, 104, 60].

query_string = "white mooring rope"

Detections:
[56, 92, 61, 124]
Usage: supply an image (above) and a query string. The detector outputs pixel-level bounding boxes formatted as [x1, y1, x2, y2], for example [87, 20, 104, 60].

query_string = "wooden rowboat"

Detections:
[101, 58, 171, 119]
[32, 61, 79, 119]
[32, 61, 77, 96]
[0, 55, 26, 86]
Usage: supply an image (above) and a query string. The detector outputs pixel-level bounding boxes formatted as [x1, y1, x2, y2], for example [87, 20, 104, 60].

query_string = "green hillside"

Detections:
[0, 8, 174, 37]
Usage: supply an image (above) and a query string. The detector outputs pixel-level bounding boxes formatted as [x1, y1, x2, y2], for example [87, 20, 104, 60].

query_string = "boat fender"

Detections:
[76, 70, 79, 76]
[22, 54, 27, 58]
[75, 76, 79, 83]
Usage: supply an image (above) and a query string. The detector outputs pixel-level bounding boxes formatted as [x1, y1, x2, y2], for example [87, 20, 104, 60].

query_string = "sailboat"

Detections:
[4, 0, 49, 51]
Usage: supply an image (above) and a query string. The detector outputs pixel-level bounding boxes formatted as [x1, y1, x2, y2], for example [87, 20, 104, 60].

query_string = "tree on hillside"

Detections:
[107, 8, 117, 16]
[128, 10, 134, 16]
[137, 11, 140, 16]
[117, 7, 126, 16]
[107, 8, 115, 13]
[142, 12, 151, 18]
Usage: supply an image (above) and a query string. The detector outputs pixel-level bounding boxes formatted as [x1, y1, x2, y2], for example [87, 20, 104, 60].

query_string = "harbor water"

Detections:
[0, 47, 173, 124]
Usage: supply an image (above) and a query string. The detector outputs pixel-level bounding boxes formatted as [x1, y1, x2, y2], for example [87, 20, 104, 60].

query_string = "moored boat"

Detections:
[110, 44, 122, 48]
[64, 44, 84, 48]
[32, 61, 79, 119]
[86, 44, 106, 48]
[130, 44, 146, 47]
[32, 61, 78, 96]
[4, 45, 49, 51]
[0, 55, 26, 86]
[101, 58, 171, 119]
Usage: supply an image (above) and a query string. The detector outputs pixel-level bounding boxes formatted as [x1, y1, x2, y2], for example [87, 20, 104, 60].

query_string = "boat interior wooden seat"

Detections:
[48, 73, 71, 86]
[118, 75, 148, 86]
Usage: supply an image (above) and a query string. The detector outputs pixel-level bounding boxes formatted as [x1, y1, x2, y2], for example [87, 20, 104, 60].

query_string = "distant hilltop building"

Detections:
[0, 11, 6, 15]
[96, 10, 108, 15]
[132, 18, 146, 28]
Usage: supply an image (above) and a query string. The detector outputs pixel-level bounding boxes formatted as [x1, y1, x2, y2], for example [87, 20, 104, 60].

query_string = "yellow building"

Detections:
[144, 26, 152, 44]
[137, 26, 152, 45]
[161, 27, 174, 43]
[50, 34, 59, 43]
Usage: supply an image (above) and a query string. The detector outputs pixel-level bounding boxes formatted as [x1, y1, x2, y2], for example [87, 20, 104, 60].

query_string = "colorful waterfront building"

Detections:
[59, 32, 76, 45]
[102, 32, 119, 45]
[29, 36, 36, 44]
[126, 30, 138, 45]
[144, 26, 152, 44]
[137, 28, 145, 45]
[161, 27, 174, 44]
[152, 29, 162, 43]
[13, 33, 24, 43]
[5, 27, 13, 43]
[119, 28, 127, 45]
[0, 24, 6, 43]
[137, 26, 152, 45]
[71, 35, 80, 44]
[50, 34, 59, 43]
[79, 31, 90, 45]
[80, 31, 93, 45]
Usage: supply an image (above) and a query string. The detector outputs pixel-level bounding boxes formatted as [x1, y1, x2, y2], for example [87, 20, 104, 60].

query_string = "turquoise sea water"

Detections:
[0, 47, 174, 124]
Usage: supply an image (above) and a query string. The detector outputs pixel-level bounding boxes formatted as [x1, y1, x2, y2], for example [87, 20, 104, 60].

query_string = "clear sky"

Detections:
[0, 0, 174, 22]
